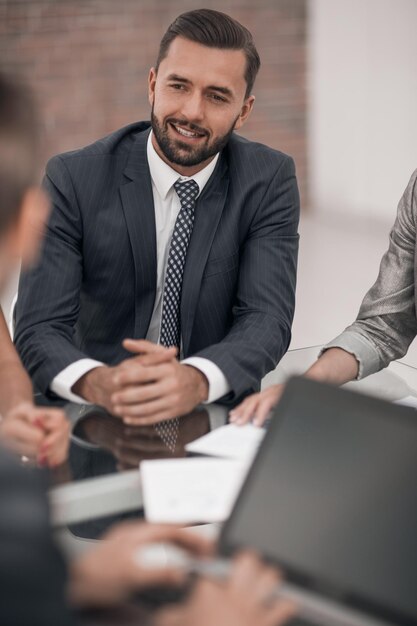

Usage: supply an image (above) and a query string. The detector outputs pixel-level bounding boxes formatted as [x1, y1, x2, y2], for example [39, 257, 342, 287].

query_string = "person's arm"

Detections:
[231, 169, 417, 426]
[304, 347, 359, 384]
[14, 155, 92, 396]
[190, 155, 300, 400]
[328, 169, 417, 376]
[0, 309, 32, 414]
[230, 347, 359, 427]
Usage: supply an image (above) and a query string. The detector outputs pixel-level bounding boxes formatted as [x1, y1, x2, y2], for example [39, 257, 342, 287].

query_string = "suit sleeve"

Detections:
[0, 451, 74, 626]
[323, 169, 417, 378]
[193, 155, 300, 400]
[14, 155, 89, 396]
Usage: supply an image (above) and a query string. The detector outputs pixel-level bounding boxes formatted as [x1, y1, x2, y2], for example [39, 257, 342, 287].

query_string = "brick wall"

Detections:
[0, 0, 307, 204]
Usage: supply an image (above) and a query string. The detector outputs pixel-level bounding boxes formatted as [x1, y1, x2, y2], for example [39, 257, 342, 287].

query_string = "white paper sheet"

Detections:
[394, 395, 417, 409]
[141, 457, 249, 524]
[185, 423, 265, 461]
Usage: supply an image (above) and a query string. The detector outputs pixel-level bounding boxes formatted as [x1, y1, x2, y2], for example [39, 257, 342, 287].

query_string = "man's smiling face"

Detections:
[148, 36, 255, 176]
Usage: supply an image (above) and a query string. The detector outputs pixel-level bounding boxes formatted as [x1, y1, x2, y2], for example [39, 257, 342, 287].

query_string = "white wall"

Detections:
[309, 0, 417, 221]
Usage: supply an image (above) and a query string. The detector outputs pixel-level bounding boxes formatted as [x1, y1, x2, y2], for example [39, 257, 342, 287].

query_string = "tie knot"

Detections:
[174, 179, 199, 208]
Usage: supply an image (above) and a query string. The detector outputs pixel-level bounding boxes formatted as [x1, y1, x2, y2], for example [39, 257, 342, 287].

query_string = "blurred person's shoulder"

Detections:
[45, 121, 151, 176]
[226, 132, 295, 179]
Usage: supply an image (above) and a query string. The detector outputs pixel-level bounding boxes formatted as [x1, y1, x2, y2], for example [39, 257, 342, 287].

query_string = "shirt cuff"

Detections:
[50, 359, 105, 404]
[181, 356, 230, 403]
[319, 330, 381, 380]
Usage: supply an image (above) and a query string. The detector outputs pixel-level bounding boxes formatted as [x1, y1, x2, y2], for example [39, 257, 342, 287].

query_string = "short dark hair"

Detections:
[0, 73, 39, 234]
[156, 9, 260, 98]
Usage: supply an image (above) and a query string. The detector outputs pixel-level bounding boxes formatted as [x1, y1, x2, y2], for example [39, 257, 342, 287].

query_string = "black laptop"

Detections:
[219, 377, 417, 626]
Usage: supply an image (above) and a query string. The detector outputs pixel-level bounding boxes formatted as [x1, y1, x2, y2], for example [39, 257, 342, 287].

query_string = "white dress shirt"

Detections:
[51, 132, 231, 404]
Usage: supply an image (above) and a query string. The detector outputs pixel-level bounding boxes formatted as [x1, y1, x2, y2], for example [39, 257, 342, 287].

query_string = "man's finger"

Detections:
[111, 381, 165, 406]
[113, 363, 170, 387]
[123, 339, 177, 358]
[123, 339, 177, 366]
[133, 350, 177, 367]
[123, 338, 161, 353]
[116, 397, 172, 419]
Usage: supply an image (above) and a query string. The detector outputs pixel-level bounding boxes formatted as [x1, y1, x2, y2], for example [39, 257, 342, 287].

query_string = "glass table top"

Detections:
[47, 347, 417, 542]
[49, 402, 229, 539]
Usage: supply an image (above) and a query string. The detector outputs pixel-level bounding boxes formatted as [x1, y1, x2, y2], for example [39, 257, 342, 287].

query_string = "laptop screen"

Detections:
[220, 378, 417, 626]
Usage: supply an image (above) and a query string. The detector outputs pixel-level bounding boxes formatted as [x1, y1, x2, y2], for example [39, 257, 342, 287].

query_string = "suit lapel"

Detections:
[120, 127, 157, 338]
[181, 155, 229, 355]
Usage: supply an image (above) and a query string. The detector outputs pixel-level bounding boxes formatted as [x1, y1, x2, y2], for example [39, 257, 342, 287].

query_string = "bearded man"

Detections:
[15, 9, 300, 424]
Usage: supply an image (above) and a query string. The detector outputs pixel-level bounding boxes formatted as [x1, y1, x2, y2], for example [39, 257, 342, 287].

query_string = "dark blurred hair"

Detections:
[156, 9, 260, 98]
[0, 73, 39, 234]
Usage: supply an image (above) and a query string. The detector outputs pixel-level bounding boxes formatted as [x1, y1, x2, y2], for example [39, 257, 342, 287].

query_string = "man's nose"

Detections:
[180, 92, 205, 124]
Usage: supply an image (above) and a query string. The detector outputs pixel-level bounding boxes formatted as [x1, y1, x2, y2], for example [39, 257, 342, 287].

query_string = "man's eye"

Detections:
[170, 83, 186, 90]
[209, 93, 227, 103]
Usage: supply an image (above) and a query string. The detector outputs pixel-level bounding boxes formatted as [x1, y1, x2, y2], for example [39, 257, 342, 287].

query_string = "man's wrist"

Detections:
[184, 365, 209, 403]
[72, 366, 110, 405]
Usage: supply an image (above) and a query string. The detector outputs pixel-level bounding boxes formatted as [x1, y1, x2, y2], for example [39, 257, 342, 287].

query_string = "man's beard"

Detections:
[151, 106, 237, 168]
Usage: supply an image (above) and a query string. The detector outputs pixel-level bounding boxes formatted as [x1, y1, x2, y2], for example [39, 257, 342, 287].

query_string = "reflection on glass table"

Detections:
[49, 402, 229, 538]
[73, 406, 212, 471]
[53, 407, 215, 539]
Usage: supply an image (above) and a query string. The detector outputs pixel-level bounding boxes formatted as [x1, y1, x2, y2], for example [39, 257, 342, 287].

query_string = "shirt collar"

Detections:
[147, 131, 219, 200]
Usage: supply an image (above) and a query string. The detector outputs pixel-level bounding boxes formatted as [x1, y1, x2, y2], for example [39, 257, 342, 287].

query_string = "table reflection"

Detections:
[52, 404, 227, 539]
[72, 406, 211, 470]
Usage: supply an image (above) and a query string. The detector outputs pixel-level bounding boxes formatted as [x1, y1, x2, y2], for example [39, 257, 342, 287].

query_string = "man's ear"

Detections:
[14, 187, 50, 267]
[234, 95, 256, 131]
[148, 67, 157, 107]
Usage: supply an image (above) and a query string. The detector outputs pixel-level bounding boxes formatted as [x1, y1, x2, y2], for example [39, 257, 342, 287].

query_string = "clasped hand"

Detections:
[0, 402, 69, 467]
[77, 340, 209, 425]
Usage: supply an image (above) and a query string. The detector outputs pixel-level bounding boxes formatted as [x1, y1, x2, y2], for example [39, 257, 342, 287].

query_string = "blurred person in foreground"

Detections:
[0, 73, 296, 626]
[15, 8, 299, 425]
[0, 72, 68, 467]
[231, 169, 417, 425]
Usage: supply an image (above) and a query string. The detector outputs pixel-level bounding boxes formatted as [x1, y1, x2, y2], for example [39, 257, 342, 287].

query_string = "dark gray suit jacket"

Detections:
[15, 122, 299, 400]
